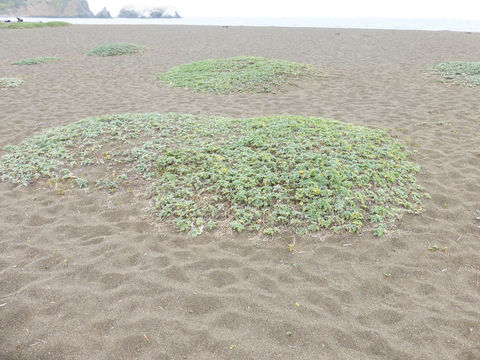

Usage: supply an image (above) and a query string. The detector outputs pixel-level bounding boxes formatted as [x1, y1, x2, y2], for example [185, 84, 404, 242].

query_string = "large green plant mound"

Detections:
[12, 56, 59, 65]
[0, 113, 426, 236]
[429, 61, 480, 87]
[0, 21, 70, 29]
[0, 77, 23, 89]
[158, 56, 324, 94]
[86, 43, 145, 57]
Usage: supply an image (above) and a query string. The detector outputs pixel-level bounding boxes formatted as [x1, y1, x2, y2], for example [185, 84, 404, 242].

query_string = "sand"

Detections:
[0, 25, 479, 359]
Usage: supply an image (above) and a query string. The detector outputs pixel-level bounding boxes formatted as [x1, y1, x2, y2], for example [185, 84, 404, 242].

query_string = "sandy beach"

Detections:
[0, 25, 479, 359]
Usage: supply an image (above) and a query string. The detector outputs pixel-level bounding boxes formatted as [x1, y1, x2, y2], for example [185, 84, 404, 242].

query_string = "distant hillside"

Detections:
[0, 0, 93, 17]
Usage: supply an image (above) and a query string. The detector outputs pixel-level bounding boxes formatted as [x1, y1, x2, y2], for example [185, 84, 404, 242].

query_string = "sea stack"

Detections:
[94, 7, 111, 18]
[117, 4, 181, 18]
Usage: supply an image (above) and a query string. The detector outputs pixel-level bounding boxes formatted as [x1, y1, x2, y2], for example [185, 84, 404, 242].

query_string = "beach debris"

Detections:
[30, 339, 47, 346]
[286, 331, 293, 336]
[287, 239, 296, 253]
[428, 245, 448, 254]
[229, 344, 237, 350]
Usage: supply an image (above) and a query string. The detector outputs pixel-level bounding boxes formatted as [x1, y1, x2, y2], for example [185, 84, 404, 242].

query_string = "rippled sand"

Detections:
[0, 25, 479, 359]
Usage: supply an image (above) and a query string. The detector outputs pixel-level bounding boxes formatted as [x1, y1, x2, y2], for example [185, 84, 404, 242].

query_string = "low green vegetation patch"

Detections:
[0, 77, 23, 89]
[86, 43, 145, 57]
[429, 61, 480, 87]
[158, 56, 324, 94]
[0, 113, 426, 236]
[12, 56, 59, 65]
[0, 21, 71, 29]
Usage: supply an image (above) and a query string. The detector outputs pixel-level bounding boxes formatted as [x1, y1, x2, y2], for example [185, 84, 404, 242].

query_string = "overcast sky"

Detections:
[87, 0, 480, 19]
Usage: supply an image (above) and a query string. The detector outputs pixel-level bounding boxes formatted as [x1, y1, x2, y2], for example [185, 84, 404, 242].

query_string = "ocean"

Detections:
[9, 16, 480, 32]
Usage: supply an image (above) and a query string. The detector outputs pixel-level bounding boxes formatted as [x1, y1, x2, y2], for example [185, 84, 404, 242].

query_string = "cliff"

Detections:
[0, 0, 93, 17]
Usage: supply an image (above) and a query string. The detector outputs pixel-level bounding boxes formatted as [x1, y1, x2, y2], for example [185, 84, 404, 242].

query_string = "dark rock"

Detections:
[94, 7, 111, 18]
[117, 5, 181, 19]
[117, 6, 141, 18]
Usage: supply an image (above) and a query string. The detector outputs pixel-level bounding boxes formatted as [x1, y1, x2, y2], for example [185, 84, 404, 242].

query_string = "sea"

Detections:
[7, 16, 480, 32]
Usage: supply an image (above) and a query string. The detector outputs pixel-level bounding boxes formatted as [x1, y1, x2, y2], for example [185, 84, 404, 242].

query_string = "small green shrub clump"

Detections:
[12, 56, 59, 65]
[0, 77, 23, 89]
[429, 61, 480, 87]
[0, 113, 427, 237]
[0, 21, 71, 29]
[86, 43, 145, 57]
[158, 56, 324, 94]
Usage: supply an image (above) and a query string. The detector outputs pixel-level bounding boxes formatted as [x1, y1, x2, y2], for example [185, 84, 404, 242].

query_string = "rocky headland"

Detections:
[0, 1, 180, 18]
[0, 0, 93, 17]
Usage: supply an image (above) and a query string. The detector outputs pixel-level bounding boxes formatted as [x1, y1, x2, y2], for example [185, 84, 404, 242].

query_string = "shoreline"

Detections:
[2, 16, 480, 32]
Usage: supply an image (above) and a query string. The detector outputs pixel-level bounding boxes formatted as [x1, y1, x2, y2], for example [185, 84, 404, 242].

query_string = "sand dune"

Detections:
[0, 25, 479, 359]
